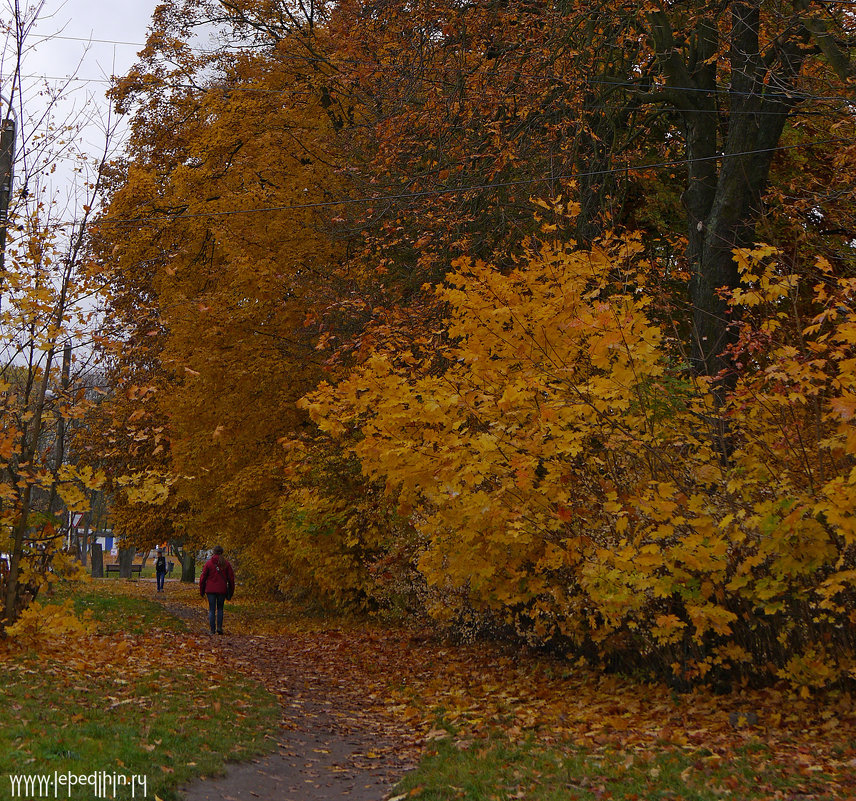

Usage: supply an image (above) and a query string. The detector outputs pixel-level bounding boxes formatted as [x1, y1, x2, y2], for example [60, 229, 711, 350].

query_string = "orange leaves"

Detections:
[300, 222, 856, 688]
[54, 465, 107, 512]
[651, 615, 687, 645]
[220, 600, 856, 797]
[309, 224, 699, 635]
[830, 394, 856, 421]
[91, 0, 856, 695]
[116, 471, 173, 506]
[94, 8, 349, 567]
[685, 603, 738, 640]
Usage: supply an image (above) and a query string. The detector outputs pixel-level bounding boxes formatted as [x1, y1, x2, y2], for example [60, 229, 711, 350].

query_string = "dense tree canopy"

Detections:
[89, 0, 856, 687]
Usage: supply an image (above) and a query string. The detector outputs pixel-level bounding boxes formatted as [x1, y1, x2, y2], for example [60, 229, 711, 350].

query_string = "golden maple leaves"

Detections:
[87, 0, 856, 693]
[303, 226, 856, 688]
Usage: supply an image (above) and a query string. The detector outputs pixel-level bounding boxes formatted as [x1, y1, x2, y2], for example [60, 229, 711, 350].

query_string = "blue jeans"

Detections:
[207, 593, 225, 633]
[156, 570, 165, 591]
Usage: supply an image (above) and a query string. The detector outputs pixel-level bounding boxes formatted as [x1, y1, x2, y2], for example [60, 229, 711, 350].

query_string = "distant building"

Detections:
[67, 512, 114, 554]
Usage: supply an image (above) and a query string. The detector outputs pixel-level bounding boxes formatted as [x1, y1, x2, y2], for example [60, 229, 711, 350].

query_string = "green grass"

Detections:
[394, 732, 840, 801]
[0, 583, 281, 801]
[0, 661, 280, 801]
[59, 585, 187, 634]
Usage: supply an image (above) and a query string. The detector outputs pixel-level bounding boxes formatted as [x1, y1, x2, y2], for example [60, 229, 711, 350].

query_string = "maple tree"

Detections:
[301, 0, 856, 683]
[0, 184, 110, 622]
[90, 0, 856, 688]
[92, 0, 386, 595]
[305, 211, 856, 688]
[318, 0, 856, 382]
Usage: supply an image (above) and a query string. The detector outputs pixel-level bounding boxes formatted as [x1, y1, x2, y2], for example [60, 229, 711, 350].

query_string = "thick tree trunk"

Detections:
[677, 2, 800, 384]
[181, 551, 196, 583]
[642, 1, 807, 461]
[90, 543, 104, 578]
[118, 547, 135, 579]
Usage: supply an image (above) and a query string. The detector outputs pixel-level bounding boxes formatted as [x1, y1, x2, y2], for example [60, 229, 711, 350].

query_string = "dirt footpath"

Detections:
[166, 601, 421, 801]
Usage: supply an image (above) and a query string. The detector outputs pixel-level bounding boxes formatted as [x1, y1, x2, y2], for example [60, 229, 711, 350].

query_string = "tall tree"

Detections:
[96, 1, 350, 577]
[319, 0, 856, 386]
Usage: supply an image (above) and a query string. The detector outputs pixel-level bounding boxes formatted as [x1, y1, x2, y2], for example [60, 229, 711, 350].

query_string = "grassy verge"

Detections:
[0, 661, 279, 801]
[59, 583, 187, 634]
[395, 732, 841, 801]
[37, 580, 855, 800]
[0, 582, 280, 801]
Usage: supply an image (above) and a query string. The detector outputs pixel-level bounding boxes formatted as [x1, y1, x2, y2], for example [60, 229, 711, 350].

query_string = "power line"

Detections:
[18, 74, 117, 85]
[85, 135, 851, 229]
[29, 34, 146, 48]
[17, 70, 856, 115]
[18, 68, 856, 108]
[17, 32, 856, 108]
[586, 77, 856, 105]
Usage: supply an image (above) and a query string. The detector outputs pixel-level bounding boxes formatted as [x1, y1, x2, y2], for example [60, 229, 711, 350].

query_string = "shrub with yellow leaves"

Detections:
[305, 227, 856, 688]
[5, 600, 94, 645]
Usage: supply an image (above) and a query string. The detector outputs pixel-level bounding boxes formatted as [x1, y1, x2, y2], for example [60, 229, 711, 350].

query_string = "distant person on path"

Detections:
[199, 545, 235, 635]
[155, 548, 168, 593]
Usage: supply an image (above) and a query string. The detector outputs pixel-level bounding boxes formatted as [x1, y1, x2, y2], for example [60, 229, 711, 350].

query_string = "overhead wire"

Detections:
[17, 27, 856, 108]
[70, 135, 851, 229]
[13, 19, 856, 234]
[15, 67, 856, 109]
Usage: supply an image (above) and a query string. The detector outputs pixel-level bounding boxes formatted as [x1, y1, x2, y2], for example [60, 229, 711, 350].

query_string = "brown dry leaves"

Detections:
[246, 633, 856, 798]
[155, 580, 856, 797]
[0, 580, 222, 687]
[11, 580, 855, 798]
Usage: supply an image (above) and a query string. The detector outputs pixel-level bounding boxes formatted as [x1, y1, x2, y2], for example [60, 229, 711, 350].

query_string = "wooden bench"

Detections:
[105, 564, 142, 576]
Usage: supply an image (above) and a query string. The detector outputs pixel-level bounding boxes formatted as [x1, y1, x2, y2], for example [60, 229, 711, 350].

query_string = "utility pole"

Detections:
[0, 113, 15, 275]
[48, 340, 73, 515]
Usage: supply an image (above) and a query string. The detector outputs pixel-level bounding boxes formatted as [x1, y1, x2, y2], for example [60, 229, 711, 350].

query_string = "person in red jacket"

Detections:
[199, 545, 235, 635]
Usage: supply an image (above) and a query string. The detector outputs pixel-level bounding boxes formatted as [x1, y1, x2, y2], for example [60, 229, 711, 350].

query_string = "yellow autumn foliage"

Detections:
[6, 600, 94, 645]
[305, 230, 856, 687]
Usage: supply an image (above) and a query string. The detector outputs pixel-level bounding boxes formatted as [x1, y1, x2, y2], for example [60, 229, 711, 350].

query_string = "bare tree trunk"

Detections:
[644, 1, 806, 462]
[90, 543, 104, 578]
[118, 547, 134, 579]
[181, 551, 196, 583]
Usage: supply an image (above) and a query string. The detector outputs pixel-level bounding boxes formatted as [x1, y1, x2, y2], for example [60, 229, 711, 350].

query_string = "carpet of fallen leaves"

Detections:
[6, 578, 856, 799]
[0, 587, 223, 682]
[142, 580, 856, 799]
[263, 635, 856, 797]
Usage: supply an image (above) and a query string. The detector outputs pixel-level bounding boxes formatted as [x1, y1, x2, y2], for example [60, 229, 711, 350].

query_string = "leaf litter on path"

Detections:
[98, 580, 856, 799]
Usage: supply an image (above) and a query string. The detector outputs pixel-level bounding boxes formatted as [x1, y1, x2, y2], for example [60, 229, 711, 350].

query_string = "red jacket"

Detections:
[199, 554, 235, 597]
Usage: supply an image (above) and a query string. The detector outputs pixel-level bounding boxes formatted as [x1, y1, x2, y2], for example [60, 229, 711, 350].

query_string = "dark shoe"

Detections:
[217, 630, 224, 635]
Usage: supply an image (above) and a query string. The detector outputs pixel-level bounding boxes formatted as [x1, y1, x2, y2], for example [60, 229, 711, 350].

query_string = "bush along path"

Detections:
[126, 580, 856, 800]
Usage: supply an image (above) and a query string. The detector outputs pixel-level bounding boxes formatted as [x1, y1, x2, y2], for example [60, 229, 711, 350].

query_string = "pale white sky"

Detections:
[2, 0, 159, 208]
[29, 0, 156, 83]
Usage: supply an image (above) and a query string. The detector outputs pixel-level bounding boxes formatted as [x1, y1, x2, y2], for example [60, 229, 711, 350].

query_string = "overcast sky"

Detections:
[2, 0, 159, 206]
[29, 0, 157, 90]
